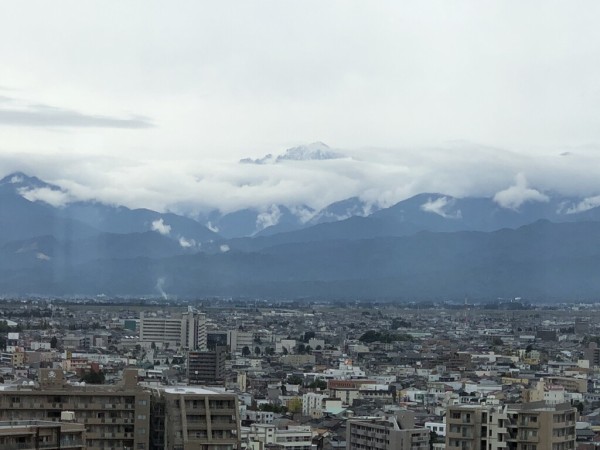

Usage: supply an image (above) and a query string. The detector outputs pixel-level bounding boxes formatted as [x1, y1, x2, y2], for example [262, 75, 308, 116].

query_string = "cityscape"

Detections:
[2, 2, 600, 450]
[0, 298, 598, 449]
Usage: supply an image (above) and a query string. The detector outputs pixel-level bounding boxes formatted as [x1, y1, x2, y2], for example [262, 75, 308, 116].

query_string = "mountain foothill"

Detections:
[1, 171, 600, 301]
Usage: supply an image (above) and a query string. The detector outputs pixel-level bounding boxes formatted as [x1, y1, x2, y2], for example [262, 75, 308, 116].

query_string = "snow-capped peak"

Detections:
[239, 142, 344, 165]
[276, 142, 343, 162]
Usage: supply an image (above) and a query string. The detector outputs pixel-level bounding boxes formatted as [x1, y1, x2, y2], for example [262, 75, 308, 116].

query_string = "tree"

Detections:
[297, 343, 306, 354]
[81, 370, 105, 384]
[308, 378, 327, 390]
[491, 337, 504, 346]
[303, 331, 315, 342]
[259, 403, 287, 414]
[429, 430, 439, 450]
[242, 346, 251, 357]
[282, 347, 289, 355]
[286, 375, 304, 385]
[50, 336, 58, 349]
[305, 345, 312, 354]
[254, 346, 261, 356]
[359, 330, 412, 343]
[525, 344, 534, 353]
[265, 347, 275, 356]
[287, 397, 302, 414]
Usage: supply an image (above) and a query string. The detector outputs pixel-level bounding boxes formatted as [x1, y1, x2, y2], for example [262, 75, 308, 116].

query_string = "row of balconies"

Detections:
[85, 418, 134, 424]
[84, 432, 135, 439]
[6, 402, 135, 410]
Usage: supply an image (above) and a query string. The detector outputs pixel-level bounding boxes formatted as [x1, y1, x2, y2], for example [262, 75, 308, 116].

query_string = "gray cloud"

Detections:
[0, 97, 153, 129]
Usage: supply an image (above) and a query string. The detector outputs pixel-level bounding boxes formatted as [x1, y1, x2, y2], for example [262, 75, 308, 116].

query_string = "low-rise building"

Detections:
[243, 423, 313, 450]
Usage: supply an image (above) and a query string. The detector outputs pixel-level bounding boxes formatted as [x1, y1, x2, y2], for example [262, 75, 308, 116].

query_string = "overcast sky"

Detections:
[1, 1, 600, 214]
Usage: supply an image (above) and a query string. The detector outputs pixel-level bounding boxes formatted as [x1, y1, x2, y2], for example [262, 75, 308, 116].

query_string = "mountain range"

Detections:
[2, 171, 600, 300]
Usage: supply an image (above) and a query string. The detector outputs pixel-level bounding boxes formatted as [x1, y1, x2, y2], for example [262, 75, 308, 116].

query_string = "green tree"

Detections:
[287, 397, 302, 413]
[242, 346, 251, 357]
[259, 403, 287, 414]
[254, 346, 261, 356]
[359, 330, 412, 343]
[81, 370, 105, 384]
[308, 378, 327, 390]
[303, 331, 315, 342]
[50, 336, 58, 349]
[286, 375, 304, 385]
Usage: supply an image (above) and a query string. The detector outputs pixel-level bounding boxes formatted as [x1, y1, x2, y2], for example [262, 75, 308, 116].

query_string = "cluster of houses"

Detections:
[1, 299, 600, 449]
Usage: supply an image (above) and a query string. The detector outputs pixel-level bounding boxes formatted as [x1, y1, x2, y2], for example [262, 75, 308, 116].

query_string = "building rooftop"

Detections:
[164, 386, 223, 395]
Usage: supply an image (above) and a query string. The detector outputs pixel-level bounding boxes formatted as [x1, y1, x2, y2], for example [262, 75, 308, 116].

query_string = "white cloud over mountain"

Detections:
[4, 143, 600, 218]
[151, 218, 171, 235]
[493, 173, 549, 210]
[420, 196, 462, 219]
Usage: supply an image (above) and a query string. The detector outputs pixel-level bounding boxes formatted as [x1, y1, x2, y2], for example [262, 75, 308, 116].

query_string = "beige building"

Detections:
[0, 368, 151, 450]
[242, 423, 313, 450]
[446, 399, 576, 450]
[0, 417, 86, 450]
[280, 354, 315, 368]
[150, 386, 240, 450]
[347, 414, 429, 450]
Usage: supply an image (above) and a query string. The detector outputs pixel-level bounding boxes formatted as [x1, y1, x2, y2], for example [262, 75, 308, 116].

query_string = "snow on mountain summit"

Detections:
[276, 142, 343, 161]
[240, 142, 344, 164]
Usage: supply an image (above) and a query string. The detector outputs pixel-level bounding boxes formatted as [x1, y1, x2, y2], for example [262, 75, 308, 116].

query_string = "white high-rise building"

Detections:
[140, 307, 207, 350]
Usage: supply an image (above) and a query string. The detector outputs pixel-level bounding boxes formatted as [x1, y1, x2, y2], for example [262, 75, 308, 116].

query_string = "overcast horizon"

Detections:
[2, 2, 600, 214]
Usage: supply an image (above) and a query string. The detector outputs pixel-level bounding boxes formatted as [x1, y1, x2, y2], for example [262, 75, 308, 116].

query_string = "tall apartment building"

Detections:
[0, 368, 151, 450]
[445, 399, 577, 450]
[140, 308, 207, 350]
[188, 347, 227, 385]
[149, 386, 240, 450]
[346, 414, 430, 450]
